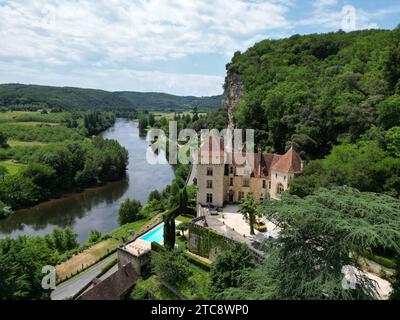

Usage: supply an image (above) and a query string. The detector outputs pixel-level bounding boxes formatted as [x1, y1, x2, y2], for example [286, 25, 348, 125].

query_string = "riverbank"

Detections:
[0, 119, 175, 242]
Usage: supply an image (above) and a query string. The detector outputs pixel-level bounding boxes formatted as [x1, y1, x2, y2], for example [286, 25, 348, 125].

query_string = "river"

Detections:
[0, 119, 175, 243]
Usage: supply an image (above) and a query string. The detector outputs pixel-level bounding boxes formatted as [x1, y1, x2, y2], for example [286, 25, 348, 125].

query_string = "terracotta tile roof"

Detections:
[270, 147, 302, 174]
[261, 153, 282, 178]
[199, 135, 225, 157]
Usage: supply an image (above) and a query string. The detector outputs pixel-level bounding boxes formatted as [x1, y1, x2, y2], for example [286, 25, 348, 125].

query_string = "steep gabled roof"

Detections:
[270, 147, 302, 174]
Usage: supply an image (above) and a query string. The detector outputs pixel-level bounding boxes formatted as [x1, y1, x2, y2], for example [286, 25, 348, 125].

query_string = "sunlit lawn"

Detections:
[56, 239, 120, 281]
[0, 111, 67, 123]
[0, 160, 26, 175]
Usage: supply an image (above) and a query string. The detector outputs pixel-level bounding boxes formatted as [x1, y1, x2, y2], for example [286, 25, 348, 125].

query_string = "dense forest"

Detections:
[228, 27, 400, 198]
[0, 110, 128, 216]
[0, 84, 222, 113]
[231, 28, 399, 156]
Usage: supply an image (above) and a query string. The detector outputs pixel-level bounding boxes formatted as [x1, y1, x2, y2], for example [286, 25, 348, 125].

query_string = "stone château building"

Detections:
[196, 137, 303, 207]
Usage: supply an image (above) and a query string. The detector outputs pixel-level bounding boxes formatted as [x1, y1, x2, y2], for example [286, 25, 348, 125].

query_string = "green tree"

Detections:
[138, 114, 148, 134]
[192, 106, 199, 122]
[163, 211, 176, 250]
[0, 174, 40, 209]
[118, 198, 142, 225]
[0, 252, 29, 299]
[0, 200, 13, 219]
[87, 230, 102, 244]
[238, 193, 258, 235]
[21, 163, 56, 198]
[258, 187, 400, 299]
[390, 256, 400, 300]
[179, 187, 188, 215]
[0, 164, 7, 176]
[386, 126, 400, 157]
[0, 131, 7, 147]
[148, 113, 156, 127]
[63, 227, 79, 251]
[377, 95, 400, 129]
[151, 248, 192, 285]
[209, 243, 255, 299]
[148, 190, 161, 202]
[176, 222, 190, 237]
[0, 235, 56, 299]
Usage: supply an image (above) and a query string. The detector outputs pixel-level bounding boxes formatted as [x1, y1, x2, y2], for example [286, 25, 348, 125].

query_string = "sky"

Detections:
[0, 0, 399, 97]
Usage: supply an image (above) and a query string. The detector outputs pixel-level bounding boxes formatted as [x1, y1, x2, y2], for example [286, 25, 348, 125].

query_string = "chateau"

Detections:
[196, 137, 303, 207]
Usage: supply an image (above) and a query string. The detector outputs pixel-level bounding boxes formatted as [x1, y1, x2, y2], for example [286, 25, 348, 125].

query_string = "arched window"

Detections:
[277, 183, 285, 195]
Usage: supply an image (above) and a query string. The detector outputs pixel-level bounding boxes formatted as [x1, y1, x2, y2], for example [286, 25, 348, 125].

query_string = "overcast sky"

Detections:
[0, 0, 399, 96]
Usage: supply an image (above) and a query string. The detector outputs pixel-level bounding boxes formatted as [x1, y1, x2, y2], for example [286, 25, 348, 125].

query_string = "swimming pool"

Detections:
[140, 223, 164, 243]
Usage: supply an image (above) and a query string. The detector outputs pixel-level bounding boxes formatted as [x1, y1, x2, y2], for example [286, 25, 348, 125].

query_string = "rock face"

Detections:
[222, 70, 243, 130]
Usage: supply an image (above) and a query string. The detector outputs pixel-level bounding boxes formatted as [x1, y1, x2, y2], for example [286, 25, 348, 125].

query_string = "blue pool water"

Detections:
[140, 223, 164, 243]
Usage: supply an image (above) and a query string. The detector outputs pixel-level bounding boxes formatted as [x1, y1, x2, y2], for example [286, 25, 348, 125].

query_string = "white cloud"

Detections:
[0, 0, 292, 63]
[0, 0, 292, 95]
[298, 0, 378, 31]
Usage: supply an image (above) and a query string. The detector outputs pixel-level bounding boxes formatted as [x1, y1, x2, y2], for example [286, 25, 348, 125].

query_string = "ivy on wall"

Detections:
[188, 224, 233, 258]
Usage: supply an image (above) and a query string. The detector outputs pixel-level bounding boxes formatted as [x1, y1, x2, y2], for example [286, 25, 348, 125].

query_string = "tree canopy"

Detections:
[216, 187, 400, 300]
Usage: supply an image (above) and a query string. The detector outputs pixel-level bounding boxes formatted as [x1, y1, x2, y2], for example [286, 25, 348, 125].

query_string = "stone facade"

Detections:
[117, 247, 151, 275]
[197, 146, 303, 207]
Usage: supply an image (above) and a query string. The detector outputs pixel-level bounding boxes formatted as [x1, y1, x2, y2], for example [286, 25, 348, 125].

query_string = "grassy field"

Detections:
[176, 215, 193, 223]
[0, 160, 26, 175]
[5, 121, 60, 126]
[0, 111, 68, 123]
[135, 276, 179, 300]
[181, 261, 210, 299]
[132, 259, 210, 300]
[153, 111, 206, 120]
[56, 238, 120, 280]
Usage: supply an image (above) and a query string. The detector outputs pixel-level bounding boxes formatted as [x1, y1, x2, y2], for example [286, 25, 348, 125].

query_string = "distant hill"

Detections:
[116, 91, 222, 112]
[0, 83, 222, 112]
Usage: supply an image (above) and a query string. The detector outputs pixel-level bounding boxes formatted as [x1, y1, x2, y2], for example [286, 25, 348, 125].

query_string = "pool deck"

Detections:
[123, 238, 151, 256]
[122, 220, 180, 257]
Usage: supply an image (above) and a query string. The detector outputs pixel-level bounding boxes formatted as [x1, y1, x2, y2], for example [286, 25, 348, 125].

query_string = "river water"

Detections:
[0, 119, 175, 242]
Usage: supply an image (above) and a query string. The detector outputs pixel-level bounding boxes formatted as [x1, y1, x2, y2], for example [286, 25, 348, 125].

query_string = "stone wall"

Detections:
[223, 167, 268, 203]
[117, 248, 151, 275]
[188, 221, 235, 261]
[270, 169, 294, 200]
[197, 163, 225, 207]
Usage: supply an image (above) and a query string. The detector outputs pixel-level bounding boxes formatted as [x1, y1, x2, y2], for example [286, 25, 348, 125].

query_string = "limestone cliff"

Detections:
[222, 69, 243, 130]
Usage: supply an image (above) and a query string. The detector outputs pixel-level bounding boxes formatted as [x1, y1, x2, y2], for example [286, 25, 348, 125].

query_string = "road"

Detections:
[51, 254, 116, 300]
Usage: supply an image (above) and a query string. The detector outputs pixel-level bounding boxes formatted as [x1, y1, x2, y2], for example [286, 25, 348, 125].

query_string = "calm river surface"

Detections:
[0, 119, 175, 242]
